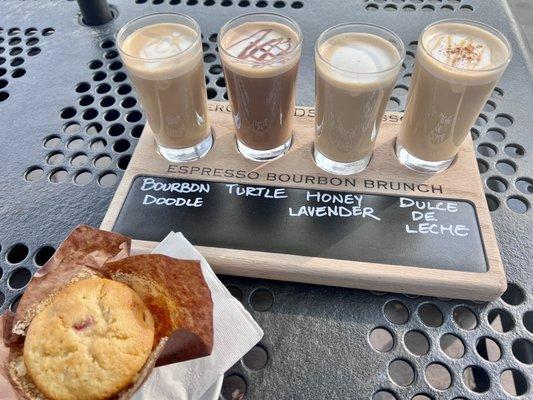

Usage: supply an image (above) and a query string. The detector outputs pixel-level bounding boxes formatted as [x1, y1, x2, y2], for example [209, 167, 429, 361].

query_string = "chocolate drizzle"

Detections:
[227, 28, 294, 62]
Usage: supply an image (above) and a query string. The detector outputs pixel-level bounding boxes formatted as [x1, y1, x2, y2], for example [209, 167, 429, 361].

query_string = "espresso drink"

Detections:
[220, 17, 301, 161]
[119, 17, 212, 162]
[397, 21, 511, 172]
[315, 31, 402, 173]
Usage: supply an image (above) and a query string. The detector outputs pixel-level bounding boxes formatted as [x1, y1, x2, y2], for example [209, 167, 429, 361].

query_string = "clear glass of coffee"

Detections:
[314, 24, 405, 175]
[396, 19, 512, 173]
[218, 13, 303, 161]
[117, 13, 213, 163]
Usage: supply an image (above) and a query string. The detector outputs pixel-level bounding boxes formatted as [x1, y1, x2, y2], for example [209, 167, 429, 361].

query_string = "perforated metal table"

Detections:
[0, 1, 531, 399]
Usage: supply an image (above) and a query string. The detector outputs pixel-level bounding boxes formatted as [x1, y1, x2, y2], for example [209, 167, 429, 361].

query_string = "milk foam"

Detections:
[320, 33, 400, 74]
[121, 22, 201, 79]
[423, 23, 509, 71]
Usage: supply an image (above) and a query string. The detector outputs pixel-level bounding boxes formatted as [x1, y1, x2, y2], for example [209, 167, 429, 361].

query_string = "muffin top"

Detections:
[23, 276, 155, 400]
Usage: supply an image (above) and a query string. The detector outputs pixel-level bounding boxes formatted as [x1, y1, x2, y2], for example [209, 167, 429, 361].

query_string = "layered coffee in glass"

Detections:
[314, 24, 404, 175]
[396, 19, 512, 173]
[219, 13, 302, 161]
[117, 13, 213, 163]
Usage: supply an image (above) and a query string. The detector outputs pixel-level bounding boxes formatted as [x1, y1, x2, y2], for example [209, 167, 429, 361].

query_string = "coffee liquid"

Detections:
[399, 22, 510, 162]
[121, 23, 210, 149]
[315, 32, 401, 163]
[220, 21, 300, 151]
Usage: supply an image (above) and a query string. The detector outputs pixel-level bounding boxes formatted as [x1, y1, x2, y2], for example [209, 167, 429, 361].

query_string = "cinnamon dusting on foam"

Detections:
[423, 24, 509, 71]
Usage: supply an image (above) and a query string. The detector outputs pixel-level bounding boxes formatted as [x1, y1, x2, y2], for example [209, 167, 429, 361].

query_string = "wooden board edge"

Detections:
[130, 239, 506, 301]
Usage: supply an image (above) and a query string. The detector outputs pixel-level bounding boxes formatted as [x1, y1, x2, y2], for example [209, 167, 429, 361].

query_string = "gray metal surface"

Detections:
[0, 0, 531, 399]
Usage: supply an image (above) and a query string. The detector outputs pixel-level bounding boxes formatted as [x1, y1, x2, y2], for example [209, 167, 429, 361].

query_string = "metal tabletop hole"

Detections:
[60, 107, 76, 119]
[488, 309, 515, 333]
[462, 366, 490, 393]
[100, 95, 115, 107]
[477, 159, 488, 173]
[495, 160, 516, 175]
[33, 245, 55, 267]
[24, 166, 44, 182]
[495, 113, 514, 127]
[90, 138, 107, 151]
[411, 395, 433, 400]
[500, 369, 528, 396]
[485, 194, 499, 211]
[477, 143, 497, 157]
[221, 374, 247, 400]
[82, 108, 98, 120]
[250, 288, 274, 311]
[515, 178, 533, 195]
[6, 243, 29, 264]
[242, 345, 268, 370]
[501, 283, 525, 306]
[113, 139, 130, 153]
[86, 122, 102, 135]
[372, 390, 397, 400]
[131, 124, 144, 138]
[108, 123, 125, 136]
[70, 152, 88, 167]
[116, 84, 131, 95]
[418, 303, 443, 327]
[486, 127, 505, 142]
[49, 168, 68, 183]
[96, 83, 111, 94]
[75, 82, 90, 93]
[523, 311, 532, 334]
[74, 170, 93, 186]
[476, 337, 501, 362]
[117, 155, 131, 170]
[369, 327, 395, 353]
[98, 171, 118, 187]
[425, 362, 452, 391]
[94, 154, 112, 169]
[384, 300, 409, 325]
[78, 94, 94, 107]
[126, 110, 142, 123]
[388, 359, 415, 387]
[511, 338, 532, 365]
[486, 177, 508, 193]
[67, 137, 84, 150]
[8, 268, 32, 289]
[440, 333, 465, 359]
[404, 330, 429, 356]
[483, 100, 496, 113]
[46, 151, 65, 165]
[504, 144, 525, 158]
[507, 196, 529, 214]
[63, 121, 81, 134]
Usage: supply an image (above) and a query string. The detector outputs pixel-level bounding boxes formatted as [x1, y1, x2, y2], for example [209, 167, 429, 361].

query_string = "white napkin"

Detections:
[133, 232, 264, 400]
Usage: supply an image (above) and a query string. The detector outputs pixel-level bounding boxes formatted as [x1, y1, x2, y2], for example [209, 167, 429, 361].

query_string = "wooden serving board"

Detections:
[101, 101, 506, 301]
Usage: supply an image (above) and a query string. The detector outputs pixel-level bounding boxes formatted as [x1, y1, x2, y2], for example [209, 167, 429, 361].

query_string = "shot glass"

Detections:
[218, 13, 303, 161]
[395, 19, 512, 173]
[117, 13, 213, 163]
[314, 23, 405, 175]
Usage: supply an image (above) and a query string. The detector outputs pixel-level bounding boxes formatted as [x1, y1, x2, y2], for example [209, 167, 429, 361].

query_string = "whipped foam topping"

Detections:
[320, 32, 400, 74]
[423, 26, 505, 70]
[123, 23, 197, 60]
[223, 22, 298, 63]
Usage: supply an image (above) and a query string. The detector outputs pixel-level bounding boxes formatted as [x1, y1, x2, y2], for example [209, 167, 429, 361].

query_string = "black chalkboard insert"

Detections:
[112, 175, 488, 273]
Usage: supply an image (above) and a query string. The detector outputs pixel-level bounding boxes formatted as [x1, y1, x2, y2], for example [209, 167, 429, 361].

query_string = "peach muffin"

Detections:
[22, 276, 155, 400]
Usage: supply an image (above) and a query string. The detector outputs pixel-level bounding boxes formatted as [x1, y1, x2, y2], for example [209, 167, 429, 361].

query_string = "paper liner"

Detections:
[0, 225, 214, 400]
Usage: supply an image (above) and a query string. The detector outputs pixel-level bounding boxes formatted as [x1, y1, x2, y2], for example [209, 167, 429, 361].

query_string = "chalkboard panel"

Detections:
[112, 175, 488, 273]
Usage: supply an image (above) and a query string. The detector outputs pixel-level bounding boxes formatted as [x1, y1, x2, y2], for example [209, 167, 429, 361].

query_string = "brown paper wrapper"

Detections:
[1, 225, 214, 400]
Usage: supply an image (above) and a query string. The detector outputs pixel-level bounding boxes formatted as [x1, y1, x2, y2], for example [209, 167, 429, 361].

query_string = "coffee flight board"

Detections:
[101, 101, 506, 301]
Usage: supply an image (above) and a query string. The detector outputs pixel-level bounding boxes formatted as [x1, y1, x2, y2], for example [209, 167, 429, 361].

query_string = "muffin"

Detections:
[23, 277, 155, 400]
